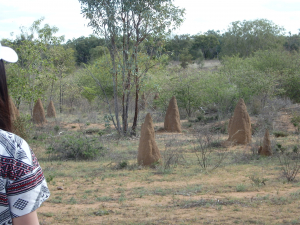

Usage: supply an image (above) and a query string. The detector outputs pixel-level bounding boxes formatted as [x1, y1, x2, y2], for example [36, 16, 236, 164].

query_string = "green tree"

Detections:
[66, 35, 105, 65]
[79, 0, 185, 135]
[284, 31, 300, 52]
[4, 18, 66, 114]
[5, 39, 48, 111]
[179, 48, 193, 69]
[221, 19, 285, 57]
[165, 34, 192, 61]
[191, 34, 219, 59]
[48, 45, 76, 112]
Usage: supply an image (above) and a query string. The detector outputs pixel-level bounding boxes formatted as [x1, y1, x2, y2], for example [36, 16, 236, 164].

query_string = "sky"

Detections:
[1, 0, 300, 42]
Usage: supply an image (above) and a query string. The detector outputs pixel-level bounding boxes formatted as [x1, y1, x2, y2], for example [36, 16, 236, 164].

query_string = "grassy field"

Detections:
[28, 100, 300, 225]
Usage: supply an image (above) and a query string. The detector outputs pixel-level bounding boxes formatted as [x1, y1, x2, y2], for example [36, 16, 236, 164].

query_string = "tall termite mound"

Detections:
[258, 129, 272, 156]
[33, 98, 46, 124]
[137, 113, 161, 166]
[9, 96, 19, 121]
[164, 96, 181, 132]
[47, 100, 56, 118]
[9, 96, 22, 136]
[227, 98, 251, 145]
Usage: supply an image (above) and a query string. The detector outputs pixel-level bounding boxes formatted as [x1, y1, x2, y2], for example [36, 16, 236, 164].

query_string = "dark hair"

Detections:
[0, 59, 12, 132]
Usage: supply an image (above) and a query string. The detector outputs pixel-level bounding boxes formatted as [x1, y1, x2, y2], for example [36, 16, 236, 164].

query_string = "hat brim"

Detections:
[0, 46, 18, 63]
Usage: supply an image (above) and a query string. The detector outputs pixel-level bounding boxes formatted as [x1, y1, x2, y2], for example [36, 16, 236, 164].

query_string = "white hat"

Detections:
[0, 42, 18, 63]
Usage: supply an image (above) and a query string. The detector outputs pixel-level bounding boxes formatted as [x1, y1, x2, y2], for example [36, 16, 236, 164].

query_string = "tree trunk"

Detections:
[110, 37, 121, 135]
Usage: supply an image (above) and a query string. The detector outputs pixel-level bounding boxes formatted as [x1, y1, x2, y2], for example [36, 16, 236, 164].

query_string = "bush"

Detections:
[154, 67, 238, 117]
[155, 137, 186, 174]
[273, 131, 289, 138]
[277, 148, 300, 182]
[291, 113, 300, 133]
[47, 132, 106, 160]
[193, 128, 228, 171]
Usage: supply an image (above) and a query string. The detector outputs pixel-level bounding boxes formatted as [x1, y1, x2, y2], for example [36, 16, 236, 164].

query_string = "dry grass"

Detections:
[32, 105, 300, 225]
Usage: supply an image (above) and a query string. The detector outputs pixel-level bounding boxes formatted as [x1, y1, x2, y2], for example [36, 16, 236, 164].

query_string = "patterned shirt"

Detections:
[0, 129, 50, 224]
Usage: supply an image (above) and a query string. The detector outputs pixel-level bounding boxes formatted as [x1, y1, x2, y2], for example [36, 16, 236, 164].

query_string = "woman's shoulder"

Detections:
[0, 129, 33, 164]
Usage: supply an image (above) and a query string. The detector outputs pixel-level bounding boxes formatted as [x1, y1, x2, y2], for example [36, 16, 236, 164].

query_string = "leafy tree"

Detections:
[89, 46, 109, 61]
[165, 34, 192, 61]
[5, 38, 47, 111]
[284, 31, 300, 52]
[221, 19, 285, 57]
[220, 51, 284, 105]
[179, 48, 193, 69]
[191, 34, 219, 59]
[4, 18, 67, 114]
[48, 46, 76, 112]
[79, 0, 185, 135]
[66, 35, 105, 65]
[205, 30, 222, 58]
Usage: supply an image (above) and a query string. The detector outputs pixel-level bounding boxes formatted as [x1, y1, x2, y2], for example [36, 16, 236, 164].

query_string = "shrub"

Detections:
[115, 161, 128, 170]
[47, 132, 106, 160]
[273, 131, 289, 138]
[236, 184, 247, 192]
[193, 128, 228, 171]
[277, 147, 300, 182]
[248, 175, 267, 187]
[155, 137, 186, 174]
[291, 113, 300, 133]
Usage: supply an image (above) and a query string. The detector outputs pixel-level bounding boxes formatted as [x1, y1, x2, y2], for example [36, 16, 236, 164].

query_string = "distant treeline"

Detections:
[65, 19, 300, 66]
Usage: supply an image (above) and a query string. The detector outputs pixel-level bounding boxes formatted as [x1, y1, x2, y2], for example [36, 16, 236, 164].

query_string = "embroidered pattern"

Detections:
[13, 199, 28, 210]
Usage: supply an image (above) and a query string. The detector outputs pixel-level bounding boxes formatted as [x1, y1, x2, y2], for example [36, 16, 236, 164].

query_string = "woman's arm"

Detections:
[12, 210, 40, 225]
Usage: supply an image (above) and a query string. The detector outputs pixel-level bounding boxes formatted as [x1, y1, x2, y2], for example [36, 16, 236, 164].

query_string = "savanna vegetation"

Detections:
[2, 0, 300, 223]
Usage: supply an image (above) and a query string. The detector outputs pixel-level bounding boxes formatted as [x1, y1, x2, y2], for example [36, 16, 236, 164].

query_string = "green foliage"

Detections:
[221, 52, 283, 104]
[236, 184, 247, 192]
[221, 48, 300, 103]
[154, 67, 238, 116]
[6, 38, 50, 107]
[284, 31, 300, 52]
[4, 18, 76, 110]
[248, 175, 267, 187]
[165, 34, 192, 61]
[221, 19, 285, 58]
[89, 46, 109, 61]
[46, 174, 55, 184]
[291, 113, 300, 133]
[104, 114, 112, 130]
[273, 131, 289, 138]
[54, 125, 60, 133]
[115, 161, 128, 170]
[79, 56, 115, 101]
[277, 148, 300, 182]
[66, 35, 106, 65]
[47, 132, 106, 160]
[179, 48, 193, 69]
[191, 34, 219, 59]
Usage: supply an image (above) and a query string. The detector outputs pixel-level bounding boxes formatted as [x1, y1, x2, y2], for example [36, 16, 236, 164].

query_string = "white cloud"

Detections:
[173, 0, 300, 35]
[1, 0, 299, 41]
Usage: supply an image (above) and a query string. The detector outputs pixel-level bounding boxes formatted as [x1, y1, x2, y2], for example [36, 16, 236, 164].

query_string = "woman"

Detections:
[0, 42, 50, 225]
